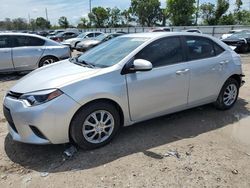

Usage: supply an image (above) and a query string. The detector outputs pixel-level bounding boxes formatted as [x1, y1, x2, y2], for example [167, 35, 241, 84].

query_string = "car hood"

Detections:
[63, 38, 79, 43]
[78, 39, 100, 46]
[10, 60, 101, 93]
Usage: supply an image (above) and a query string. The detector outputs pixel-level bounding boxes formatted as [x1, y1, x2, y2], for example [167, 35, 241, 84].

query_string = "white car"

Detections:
[3, 32, 245, 149]
[0, 33, 71, 72]
[220, 30, 248, 40]
[61, 32, 103, 49]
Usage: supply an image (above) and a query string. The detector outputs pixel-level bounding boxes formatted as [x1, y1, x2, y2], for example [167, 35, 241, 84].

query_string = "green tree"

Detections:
[12, 18, 28, 30]
[219, 13, 235, 25]
[36, 17, 51, 29]
[215, 0, 229, 22]
[200, 0, 229, 25]
[121, 9, 133, 26]
[166, 0, 196, 26]
[88, 7, 109, 27]
[130, 0, 162, 26]
[200, 3, 216, 25]
[77, 17, 89, 28]
[234, 0, 243, 24]
[108, 7, 122, 27]
[58, 16, 69, 28]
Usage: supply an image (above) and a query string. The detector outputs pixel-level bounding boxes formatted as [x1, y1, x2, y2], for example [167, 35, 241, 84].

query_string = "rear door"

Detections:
[11, 35, 45, 70]
[0, 35, 13, 70]
[184, 36, 228, 106]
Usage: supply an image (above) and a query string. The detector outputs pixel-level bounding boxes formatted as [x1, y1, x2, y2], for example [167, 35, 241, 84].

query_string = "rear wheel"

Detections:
[39, 56, 58, 67]
[214, 78, 239, 110]
[70, 102, 120, 149]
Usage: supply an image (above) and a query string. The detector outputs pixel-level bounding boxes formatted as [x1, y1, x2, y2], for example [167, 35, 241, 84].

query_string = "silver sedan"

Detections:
[0, 33, 71, 72]
[3, 32, 244, 149]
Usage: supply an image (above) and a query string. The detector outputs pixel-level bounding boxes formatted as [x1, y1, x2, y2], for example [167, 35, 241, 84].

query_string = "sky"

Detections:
[0, 0, 249, 25]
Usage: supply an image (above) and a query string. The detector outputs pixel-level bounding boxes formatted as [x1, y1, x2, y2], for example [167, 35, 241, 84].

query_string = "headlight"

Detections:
[20, 89, 63, 106]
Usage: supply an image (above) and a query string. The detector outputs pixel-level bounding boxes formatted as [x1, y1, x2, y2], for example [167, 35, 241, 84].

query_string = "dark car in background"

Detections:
[222, 31, 250, 53]
[49, 31, 79, 42]
[75, 33, 124, 52]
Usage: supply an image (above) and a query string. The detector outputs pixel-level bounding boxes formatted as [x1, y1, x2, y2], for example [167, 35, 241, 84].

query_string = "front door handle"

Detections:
[176, 69, 189, 75]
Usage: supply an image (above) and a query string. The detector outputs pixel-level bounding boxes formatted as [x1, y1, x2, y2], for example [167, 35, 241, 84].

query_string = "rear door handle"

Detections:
[176, 69, 190, 75]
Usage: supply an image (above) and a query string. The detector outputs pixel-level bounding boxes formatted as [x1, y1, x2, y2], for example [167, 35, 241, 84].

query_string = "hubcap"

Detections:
[82, 110, 114, 144]
[42, 58, 55, 66]
[223, 84, 237, 106]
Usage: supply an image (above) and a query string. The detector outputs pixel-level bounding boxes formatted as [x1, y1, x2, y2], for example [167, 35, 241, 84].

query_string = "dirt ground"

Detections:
[0, 53, 250, 188]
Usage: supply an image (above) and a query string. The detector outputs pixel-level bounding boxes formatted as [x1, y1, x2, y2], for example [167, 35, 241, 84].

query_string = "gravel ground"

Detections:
[0, 53, 250, 188]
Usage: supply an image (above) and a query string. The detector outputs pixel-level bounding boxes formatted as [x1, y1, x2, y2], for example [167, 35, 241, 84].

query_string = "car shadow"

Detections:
[4, 98, 250, 173]
[0, 73, 26, 82]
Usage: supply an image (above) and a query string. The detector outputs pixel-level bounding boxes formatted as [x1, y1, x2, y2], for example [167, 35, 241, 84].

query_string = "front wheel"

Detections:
[70, 102, 120, 149]
[214, 78, 239, 110]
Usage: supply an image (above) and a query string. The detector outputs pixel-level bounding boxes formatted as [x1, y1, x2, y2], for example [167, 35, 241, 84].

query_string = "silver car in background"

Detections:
[61, 31, 103, 49]
[0, 33, 71, 72]
[3, 32, 244, 150]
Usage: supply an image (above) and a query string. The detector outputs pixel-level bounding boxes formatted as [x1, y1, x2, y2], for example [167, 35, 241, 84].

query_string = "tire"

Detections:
[240, 44, 249, 53]
[38, 56, 58, 67]
[70, 101, 120, 149]
[214, 78, 239, 110]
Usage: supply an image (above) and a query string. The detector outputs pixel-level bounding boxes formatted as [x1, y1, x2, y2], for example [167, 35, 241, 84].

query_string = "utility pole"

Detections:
[195, 0, 200, 26]
[45, 8, 49, 22]
[89, 0, 92, 13]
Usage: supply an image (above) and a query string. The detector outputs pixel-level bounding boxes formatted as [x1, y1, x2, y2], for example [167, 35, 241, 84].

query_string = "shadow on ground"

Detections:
[0, 73, 26, 82]
[4, 98, 250, 173]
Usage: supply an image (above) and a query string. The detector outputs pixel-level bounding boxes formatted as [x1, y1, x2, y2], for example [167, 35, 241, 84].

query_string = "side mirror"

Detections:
[121, 59, 152, 75]
[131, 59, 152, 72]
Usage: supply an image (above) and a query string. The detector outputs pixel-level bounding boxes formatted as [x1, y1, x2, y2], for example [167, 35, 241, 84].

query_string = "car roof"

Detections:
[0, 32, 46, 39]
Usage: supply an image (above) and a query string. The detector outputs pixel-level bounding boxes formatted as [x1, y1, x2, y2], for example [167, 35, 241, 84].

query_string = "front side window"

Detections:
[185, 36, 216, 61]
[135, 37, 183, 68]
[0, 36, 11, 48]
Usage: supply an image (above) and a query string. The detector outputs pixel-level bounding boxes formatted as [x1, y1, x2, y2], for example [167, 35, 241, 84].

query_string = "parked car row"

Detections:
[75, 33, 124, 52]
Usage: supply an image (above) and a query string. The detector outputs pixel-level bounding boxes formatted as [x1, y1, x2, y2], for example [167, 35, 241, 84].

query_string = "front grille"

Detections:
[224, 41, 238, 46]
[6, 91, 23, 99]
[3, 106, 18, 133]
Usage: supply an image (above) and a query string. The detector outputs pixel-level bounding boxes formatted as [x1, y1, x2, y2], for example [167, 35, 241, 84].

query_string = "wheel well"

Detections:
[74, 41, 80, 47]
[38, 55, 59, 66]
[229, 74, 241, 86]
[68, 98, 125, 143]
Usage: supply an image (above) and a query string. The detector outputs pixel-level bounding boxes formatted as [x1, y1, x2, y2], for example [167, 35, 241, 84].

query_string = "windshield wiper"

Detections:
[70, 57, 95, 68]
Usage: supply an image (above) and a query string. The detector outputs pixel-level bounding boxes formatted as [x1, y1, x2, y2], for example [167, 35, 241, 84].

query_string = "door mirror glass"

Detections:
[131, 59, 152, 72]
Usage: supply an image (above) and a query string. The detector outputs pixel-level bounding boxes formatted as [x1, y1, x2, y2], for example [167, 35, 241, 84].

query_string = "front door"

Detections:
[126, 37, 190, 122]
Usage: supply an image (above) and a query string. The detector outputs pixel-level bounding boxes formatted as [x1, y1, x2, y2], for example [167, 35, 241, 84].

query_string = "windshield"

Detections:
[95, 33, 107, 41]
[77, 37, 149, 68]
[230, 31, 250, 38]
[77, 33, 86, 38]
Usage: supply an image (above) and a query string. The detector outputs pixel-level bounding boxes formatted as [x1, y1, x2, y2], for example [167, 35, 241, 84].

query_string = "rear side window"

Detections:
[135, 37, 183, 68]
[185, 36, 215, 60]
[214, 43, 225, 55]
[0, 36, 11, 48]
[13, 36, 45, 47]
[87, 33, 94, 38]
[95, 33, 102, 37]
